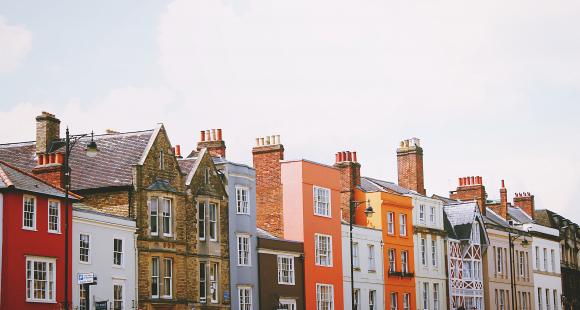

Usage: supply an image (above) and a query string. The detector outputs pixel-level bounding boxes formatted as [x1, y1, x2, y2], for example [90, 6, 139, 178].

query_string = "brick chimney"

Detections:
[514, 192, 535, 220]
[32, 112, 64, 188]
[489, 180, 508, 219]
[36, 112, 60, 154]
[397, 138, 426, 195]
[253, 135, 284, 238]
[197, 129, 226, 158]
[334, 151, 361, 221]
[450, 176, 487, 215]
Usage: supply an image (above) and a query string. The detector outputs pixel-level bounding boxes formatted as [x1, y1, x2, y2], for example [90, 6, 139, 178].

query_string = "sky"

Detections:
[1, 0, 579, 222]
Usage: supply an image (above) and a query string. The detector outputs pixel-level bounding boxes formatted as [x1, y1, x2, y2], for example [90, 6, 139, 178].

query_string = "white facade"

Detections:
[342, 223, 384, 310]
[524, 222, 563, 310]
[412, 195, 447, 310]
[72, 207, 137, 310]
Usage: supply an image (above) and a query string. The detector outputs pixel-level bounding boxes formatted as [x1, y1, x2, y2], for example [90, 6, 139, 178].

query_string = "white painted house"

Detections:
[72, 206, 137, 310]
[519, 210, 563, 310]
[342, 222, 384, 310]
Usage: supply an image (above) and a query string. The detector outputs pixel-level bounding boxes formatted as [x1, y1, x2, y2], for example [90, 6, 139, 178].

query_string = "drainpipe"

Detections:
[134, 232, 138, 309]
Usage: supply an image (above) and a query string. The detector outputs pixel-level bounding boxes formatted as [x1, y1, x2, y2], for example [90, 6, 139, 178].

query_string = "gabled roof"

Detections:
[0, 160, 80, 199]
[431, 194, 460, 205]
[443, 201, 488, 244]
[0, 129, 157, 191]
[185, 149, 206, 186]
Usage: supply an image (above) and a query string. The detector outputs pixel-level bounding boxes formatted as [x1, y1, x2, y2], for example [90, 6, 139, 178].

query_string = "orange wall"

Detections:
[355, 189, 416, 310]
[281, 160, 344, 310]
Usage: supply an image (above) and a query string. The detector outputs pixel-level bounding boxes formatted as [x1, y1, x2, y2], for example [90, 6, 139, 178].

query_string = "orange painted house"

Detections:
[333, 151, 415, 310]
[281, 159, 344, 310]
[253, 138, 344, 310]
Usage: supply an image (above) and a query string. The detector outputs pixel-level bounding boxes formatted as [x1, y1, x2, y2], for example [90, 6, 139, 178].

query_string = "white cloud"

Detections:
[0, 17, 32, 74]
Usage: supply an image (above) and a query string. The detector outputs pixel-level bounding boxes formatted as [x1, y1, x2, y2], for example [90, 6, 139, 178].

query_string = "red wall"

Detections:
[1, 191, 71, 310]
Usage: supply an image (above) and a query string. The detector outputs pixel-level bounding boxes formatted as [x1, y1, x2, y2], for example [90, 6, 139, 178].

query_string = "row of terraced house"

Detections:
[0, 112, 579, 310]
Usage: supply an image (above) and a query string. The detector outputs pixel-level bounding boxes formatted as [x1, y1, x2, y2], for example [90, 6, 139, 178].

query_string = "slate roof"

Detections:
[146, 179, 177, 193]
[0, 160, 80, 199]
[257, 228, 277, 239]
[443, 201, 486, 242]
[508, 206, 533, 224]
[0, 129, 155, 191]
[177, 158, 196, 175]
[483, 207, 510, 227]
[360, 176, 414, 195]
[431, 194, 460, 205]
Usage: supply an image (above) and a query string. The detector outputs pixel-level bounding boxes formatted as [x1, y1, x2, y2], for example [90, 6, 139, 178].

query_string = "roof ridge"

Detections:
[0, 163, 14, 187]
[0, 141, 35, 148]
[0, 160, 82, 200]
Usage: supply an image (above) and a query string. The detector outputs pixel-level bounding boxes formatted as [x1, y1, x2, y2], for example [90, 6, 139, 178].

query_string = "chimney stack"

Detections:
[514, 192, 535, 219]
[253, 135, 285, 238]
[396, 138, 426, 195]
[334, 150, 362, 221]
[450, 175, 487, 215]
[197, 128, 226, 158]
[488, 179, 509, 219]
[35, 112, 60, 154]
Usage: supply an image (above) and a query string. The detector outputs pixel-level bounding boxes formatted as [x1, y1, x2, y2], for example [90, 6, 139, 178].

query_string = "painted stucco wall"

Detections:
[342, 223, 384, 310]
[218, 161, 260, 310]
[72, 208, 136, 310]
[411, 195, 447, 310]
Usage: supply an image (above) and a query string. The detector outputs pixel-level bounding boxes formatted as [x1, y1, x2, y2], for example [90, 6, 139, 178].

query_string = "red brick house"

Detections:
[0, 160, 80, 309]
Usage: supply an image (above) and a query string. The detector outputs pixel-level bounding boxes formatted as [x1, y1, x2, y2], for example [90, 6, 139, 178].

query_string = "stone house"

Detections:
[0, 112, 231, 310]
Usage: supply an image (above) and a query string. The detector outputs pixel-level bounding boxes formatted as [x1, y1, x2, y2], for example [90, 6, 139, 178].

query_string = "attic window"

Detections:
[159, 150, 165, 170]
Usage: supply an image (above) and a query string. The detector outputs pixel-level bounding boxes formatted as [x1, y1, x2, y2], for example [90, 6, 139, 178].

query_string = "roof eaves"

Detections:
[0, 164, 14, 187]
[186, 148, 207, 186]
[138, 123, 163, 166]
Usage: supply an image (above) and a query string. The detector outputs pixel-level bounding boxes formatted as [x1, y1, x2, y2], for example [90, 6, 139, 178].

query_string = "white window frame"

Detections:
[161, 198, 172, 237]
[199, 262, 207, 303]
[390, 292, 398, 310]
[113, 238, 124, 267]
[315, 234, 333, 267]
[113, 280, 125, 310]
[403, 293, 410, 310]
[401, 250, 408, 273]
[353, 288, 360, 310]
[279, 298, 297, 310]
[430, 205, 435, 223]
[423, 282, 429, 309]
[368, 244, 376, 272]
[497, 248, 504, 274]
[198, 202, 206, 241]
[47, 200, 60, 233]
[399, 214, 407, 236]
[420, 238, 427, 266]
[419, 204, 425, 222]
[79, 284, 87, 310]
[23, 195, 36, 230]
[151, 257, 160, 298]
[535, 246, 540, 270]
[389, 248, 396, 272]
[313, 186, 331, 218]
[79, 233, 91, 264]
[387, 212, 395, 235]
[236, 186, 250, 215]
[162, 258, 173, 299]
[316, 283, 334, 310]
[369, 290, 376, 310]
[237, 234, 251, 266]
[209, 203, 218, 241]
[352, 242, 360, 269]
[277, 255, 295, 285]
[543, 248, 548, 271]
[431, 239, 437, 267]
[433, 283, 440, 310]
[210, 262, 219, 303]
[238, 286, 252, 310]
[25, 256, 56, 303]
[150, 197, 159, 236]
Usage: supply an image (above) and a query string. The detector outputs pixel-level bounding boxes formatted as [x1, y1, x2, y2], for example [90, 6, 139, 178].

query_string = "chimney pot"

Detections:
[266, 136, 271, 145]
[55, 153, 64, 164]
[471, 176, 475, 185]
[501, 179, 505, 188]
[346, 151, 352, 162]
[175, 145, 181, 157]
[458, 177, 463, 186]
[217, 129, 222, 141]
[49, 153, 56, 164]
[353, 151, 357, 163]
[335, 153, 340, 163]
[200, 130, 205, 142]
[260, 137, 265, 145]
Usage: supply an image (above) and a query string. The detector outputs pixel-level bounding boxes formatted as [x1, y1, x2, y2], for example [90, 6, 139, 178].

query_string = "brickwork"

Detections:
[450, 176, 487, 215]
[31, 164, 63, 188]
[397, 138, 426, 195]
[79, 189, 130, 217]
[197, 129, 226, 158]
[514, 192, 535, 219]
[252, 143, 284, 238]
[334, 151, 361, 221]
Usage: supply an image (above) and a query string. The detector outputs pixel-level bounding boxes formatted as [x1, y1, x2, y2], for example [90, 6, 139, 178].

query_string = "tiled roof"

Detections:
[360, 177, 413, 195]
[0, 130, 155, 190]
[432, 194, 460, 205]
[178, 158, 196, 175]
[443, 202, 480, 240]
[483, 207, 510, 227]
[508, 206, 533, 224]
[0, 160, 79, 199]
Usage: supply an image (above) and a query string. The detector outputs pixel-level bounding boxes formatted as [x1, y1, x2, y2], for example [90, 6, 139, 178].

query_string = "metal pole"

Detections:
[509, 230, 517, 310]
[350, 200, 355, 310]
[64, 127, 70, 310]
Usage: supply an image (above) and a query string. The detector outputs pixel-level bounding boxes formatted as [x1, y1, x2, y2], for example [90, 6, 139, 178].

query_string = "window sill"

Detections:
[236, 212, 251, 216]
[315, 264, 334, 268]
[113, 265, 124, 269]
[26, 299, 56, 304]
[48, 231, 61, 235]
[278, 282, 296, 286]
[313, 213, 332, 219]
[22, 227, 37, 231]
[79, 261, 92, 265]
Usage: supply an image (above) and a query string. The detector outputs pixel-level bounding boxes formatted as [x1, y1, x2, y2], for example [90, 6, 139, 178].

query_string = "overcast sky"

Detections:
[1, 0, 579, 222]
